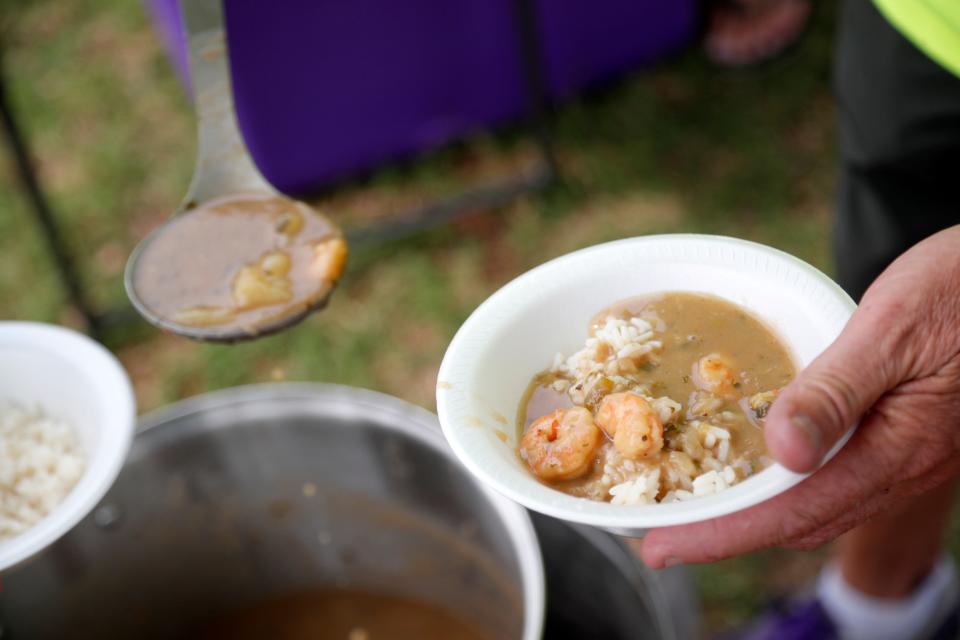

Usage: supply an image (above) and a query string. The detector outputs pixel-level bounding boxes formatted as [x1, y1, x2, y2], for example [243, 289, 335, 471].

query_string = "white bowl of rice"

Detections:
[436, 234, 856, 536]
[0, 322, 134, 571]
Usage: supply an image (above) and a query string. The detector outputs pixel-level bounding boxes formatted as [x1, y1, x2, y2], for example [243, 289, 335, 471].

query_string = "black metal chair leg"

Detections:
[514, 0, 562, 184]
[0, 57, 103, 336]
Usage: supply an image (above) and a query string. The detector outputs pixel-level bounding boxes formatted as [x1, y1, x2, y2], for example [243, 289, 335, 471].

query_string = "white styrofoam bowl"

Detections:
[437, 235, 856, 535]
[0, 322, 135, 571]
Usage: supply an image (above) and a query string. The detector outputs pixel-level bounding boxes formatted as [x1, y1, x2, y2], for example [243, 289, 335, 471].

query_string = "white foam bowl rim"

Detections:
[0, 322, 135, 571]
[437, 234, 856, 535]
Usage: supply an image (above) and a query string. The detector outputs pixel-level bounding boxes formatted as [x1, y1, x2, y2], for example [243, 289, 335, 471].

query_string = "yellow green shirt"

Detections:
[873, 0, 960, 77]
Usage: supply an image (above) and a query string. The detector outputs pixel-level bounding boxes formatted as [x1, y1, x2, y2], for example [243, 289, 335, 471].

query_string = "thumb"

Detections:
[765, 312, 899, 473]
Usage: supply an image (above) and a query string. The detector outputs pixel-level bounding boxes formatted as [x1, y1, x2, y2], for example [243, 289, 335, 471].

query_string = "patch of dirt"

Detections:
[93, 241, 126, 277]
[117, 333, 199, 412]
[450, 207, 523, 284]
[375, 350, 440, 410]
[6, 0, 75, 45]
[438, 245, 493, 312]
[316, 139, 542, 229]
[80, 12, 160, 87]
[398, 322, 443, 353]
[544, 190, 684, 256]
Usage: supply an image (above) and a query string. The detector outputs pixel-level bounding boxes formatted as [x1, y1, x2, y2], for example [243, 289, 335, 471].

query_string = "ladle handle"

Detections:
[178, 0, 274, 209]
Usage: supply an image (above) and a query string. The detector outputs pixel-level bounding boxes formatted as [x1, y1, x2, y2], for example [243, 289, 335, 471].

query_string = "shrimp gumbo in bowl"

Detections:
[437, 234, 856, 534]
[518, 293, 794, 506]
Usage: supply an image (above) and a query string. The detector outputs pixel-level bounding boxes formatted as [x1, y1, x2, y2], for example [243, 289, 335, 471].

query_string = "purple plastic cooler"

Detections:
[148, 1, 696, 194]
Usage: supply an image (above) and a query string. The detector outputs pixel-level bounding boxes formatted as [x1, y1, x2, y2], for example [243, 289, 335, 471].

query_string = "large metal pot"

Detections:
[0, 385, 544, 639]
[0, 384, 697, 639]
[531, 515, 698, 639]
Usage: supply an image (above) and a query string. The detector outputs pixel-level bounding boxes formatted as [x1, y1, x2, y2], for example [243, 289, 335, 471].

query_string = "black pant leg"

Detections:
[833, 0, 960, 302]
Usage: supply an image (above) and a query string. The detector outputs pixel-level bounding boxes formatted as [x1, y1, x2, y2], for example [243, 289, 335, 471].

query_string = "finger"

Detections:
[640, 411, 895, 568]
[639, 468, 861, 567]
[765, 305, 903, 473]
[782, 497, 887, 551]
[785, 458, 960, 551]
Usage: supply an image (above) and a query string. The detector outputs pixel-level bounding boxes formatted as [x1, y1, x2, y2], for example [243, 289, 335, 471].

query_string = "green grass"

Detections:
[0, 0, 859, 633]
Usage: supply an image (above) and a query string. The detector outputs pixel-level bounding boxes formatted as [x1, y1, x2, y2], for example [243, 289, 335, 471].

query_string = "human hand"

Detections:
[639, 225, 960, 568]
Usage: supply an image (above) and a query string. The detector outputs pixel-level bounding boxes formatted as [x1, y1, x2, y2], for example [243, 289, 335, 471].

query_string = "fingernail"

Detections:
[664, 556, 682, 568]
[790, 414, 822, 459]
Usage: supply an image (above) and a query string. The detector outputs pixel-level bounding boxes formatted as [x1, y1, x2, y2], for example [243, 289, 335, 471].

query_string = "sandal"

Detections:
[704, 0, 812, 67]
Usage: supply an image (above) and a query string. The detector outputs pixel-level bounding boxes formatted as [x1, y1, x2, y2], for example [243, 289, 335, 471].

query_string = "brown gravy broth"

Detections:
[518, 292, 796, 503]
[198, 589, 492, 640]
[132, 194, 346, 333]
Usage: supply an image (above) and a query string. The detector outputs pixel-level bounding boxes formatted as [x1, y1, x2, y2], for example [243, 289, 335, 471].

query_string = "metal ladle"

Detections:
[124, 0, 344, 343]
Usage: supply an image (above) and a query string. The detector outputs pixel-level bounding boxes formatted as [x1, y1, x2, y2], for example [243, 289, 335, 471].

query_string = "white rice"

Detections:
[610, 467, 661, 506]
[703, 425, 731, 448]
[692, 466, 738, 497]
[585, 414, 743, 505]
[551, 316, 662, 405]
[661, 466, 738, 503]
[717, 438, 731, 462]
[0, 402, 85, 539]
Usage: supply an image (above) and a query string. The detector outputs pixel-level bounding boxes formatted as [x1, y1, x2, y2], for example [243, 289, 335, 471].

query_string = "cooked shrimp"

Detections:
[692, 353, 740, 398]
[595, 392, 664, 460]
[520, 407, 602, 481]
